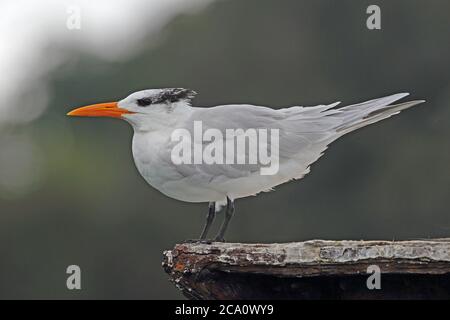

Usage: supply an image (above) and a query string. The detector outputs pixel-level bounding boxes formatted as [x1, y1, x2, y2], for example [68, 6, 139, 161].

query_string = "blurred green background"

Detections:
[0, 0, 449, 299]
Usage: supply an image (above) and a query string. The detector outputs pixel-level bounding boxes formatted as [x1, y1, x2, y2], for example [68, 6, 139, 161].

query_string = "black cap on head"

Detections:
[137, 88, 197, 107]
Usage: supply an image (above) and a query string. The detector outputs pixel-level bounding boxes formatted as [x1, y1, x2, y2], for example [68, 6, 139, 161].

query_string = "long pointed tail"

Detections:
[334, 93, 425, 135]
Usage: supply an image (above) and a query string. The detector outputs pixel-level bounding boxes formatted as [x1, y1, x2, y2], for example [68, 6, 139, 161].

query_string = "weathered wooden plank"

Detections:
[162, 239, 450, 299]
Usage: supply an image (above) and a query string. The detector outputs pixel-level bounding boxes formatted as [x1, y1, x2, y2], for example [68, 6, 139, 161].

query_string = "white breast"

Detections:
[131, 130, 227, 203]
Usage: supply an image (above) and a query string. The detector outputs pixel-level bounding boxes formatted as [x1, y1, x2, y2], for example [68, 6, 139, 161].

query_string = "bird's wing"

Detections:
[159, 103, 334, 185]
[161, 93, 422, 186]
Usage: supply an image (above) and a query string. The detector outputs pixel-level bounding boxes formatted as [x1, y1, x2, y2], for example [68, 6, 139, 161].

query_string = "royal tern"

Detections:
[68, 88, 424, 241]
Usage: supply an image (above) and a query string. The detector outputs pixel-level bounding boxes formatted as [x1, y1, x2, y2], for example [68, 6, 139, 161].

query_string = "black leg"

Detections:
[199, 202, 216, 240]
[214, 197, 234, 242]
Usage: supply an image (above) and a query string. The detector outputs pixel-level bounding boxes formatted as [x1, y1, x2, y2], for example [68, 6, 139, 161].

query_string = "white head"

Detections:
[67, 88, 197, 131]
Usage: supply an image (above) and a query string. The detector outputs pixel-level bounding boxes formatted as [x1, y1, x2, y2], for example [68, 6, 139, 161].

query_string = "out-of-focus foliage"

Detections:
[0, 0, 449, 299]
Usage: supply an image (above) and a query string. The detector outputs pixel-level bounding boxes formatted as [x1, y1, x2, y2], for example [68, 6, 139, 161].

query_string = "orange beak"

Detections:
[67, 102, 134, 119]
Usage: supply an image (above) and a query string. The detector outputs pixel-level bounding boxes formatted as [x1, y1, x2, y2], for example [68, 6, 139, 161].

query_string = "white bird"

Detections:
[67, 88, 424, 241]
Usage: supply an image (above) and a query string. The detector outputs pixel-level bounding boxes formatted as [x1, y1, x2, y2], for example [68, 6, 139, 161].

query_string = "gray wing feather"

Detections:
[162, 93, 423, 185]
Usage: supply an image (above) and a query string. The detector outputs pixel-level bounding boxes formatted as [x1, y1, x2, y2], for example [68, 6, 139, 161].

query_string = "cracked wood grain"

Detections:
[162, 239, 450, 299]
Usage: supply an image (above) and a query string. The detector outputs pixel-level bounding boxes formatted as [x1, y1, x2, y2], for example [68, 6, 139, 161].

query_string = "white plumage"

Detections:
[126, 91, 423, 208]
[68, 89, 424, 240]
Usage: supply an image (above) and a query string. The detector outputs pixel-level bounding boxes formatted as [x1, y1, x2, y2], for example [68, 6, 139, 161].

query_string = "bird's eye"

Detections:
[136, 97, 153, 107]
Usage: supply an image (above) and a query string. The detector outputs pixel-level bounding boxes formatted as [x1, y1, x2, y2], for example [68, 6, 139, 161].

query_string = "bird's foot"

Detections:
[183, 239, 214, 244]
[213, 236, 226, 242]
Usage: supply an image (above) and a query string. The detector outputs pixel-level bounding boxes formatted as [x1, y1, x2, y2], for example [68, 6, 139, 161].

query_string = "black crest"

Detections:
[137, 88, 197, 106]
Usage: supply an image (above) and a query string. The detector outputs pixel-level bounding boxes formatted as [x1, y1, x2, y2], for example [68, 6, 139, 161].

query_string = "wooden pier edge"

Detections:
[162, 239, 450, 299]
